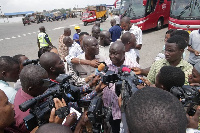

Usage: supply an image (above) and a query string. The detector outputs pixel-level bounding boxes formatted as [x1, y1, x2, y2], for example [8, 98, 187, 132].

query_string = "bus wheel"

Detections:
[156, 19, 163, 30]
[84, 22, 88, 26]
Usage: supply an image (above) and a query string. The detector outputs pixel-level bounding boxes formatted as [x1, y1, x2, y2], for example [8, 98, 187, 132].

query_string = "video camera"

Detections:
[171, 85, 200, 116]
[23, 59, 39, 66]
[87, 66, 144, 132]
[19, 74, 84, 131]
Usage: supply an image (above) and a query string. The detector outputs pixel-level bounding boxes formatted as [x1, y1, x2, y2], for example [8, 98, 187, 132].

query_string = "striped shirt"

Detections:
[102, 57, 140, 120]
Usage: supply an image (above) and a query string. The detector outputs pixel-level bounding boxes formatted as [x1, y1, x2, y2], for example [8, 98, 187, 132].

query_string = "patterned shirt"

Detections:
[58, 34, 68, 61]
[147, 59, 193, 85]
[65, 43, 84, 65]
[102, 58, 140, 120]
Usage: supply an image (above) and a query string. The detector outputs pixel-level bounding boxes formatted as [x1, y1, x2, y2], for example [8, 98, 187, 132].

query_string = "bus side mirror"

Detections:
[143, 0, 147, 6]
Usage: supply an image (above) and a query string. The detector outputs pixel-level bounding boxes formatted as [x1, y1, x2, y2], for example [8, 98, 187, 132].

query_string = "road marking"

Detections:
[18, 35, 21, 37]
[79, 23, 83, 24]
[5, 38, 10, 40]
[52, 27, 64, 30]
[12, 36, 16, 39]
[0, 39, 3, 41]
[28, 33, 31, 35]
[23, 34, 26, 36]
[69, 24, 78, 27]
[33, 32, 36, 34]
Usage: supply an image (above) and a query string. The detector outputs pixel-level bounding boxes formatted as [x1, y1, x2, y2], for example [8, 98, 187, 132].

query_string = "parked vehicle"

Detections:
[22, 16, 31, 26]
[168, 0, 200, 32]
[120, 0, 171, 30]
[82, 4, 108, 26]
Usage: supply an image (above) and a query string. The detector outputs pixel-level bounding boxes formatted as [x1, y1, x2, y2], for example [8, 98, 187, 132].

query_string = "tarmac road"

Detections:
[0, 16, 185, 69]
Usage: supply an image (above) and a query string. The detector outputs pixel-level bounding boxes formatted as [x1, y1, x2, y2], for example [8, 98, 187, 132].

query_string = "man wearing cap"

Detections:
[73, 26, 81, 45]
[37, 26, 53, 48]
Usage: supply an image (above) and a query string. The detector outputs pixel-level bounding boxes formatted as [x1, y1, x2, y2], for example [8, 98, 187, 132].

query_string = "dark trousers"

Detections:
[109, 115, 121, 133]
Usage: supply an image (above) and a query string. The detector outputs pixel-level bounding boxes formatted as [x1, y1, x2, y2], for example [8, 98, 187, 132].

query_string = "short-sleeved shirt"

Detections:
[124, 25, 142, 57]
[0, 80, 17, 104]
[188, 30, 200, 65]
[125, 49, 137, 62]
[102, 58, 140, 120]
[99, 45, 110, 61]
[109, 25, 122, 42]
[73, 33, 80, 44]
[65, 42, 84, 64]
[147, 59, 193, 85]
[73, 53, 104, 78]
[14, 88, 33, 133]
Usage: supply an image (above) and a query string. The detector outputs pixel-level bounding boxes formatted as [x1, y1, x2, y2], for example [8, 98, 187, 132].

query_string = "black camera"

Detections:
[87, 95, 112, 133]
[23, 59, 39, 66]
[171, 85, 200, 116]
[19, 74, 81, 131]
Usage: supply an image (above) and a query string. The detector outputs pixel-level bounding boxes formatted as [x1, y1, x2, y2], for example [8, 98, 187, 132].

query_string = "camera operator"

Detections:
[0, 56, 20, 104]
[102, 41, 140, 133]
[13, 64, 49, 133]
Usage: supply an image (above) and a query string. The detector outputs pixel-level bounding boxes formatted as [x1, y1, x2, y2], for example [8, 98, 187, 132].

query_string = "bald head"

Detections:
[64, 28, 71, 36]
[92, 26, 101, 39]
[121, 32, 136, 52]
[39, 52, 61, 72]
[110, 41, 125, 52]
[99, 30, 111, 46]
[109, 41, 125, 66]
[36, 123, 72, 133]
[83, 36, 99, 55]
[63, 36, 73, 47]
[121, 17, 130, 24]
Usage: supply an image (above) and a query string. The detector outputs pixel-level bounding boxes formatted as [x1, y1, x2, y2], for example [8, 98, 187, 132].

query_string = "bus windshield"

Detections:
[121, 0, 146, 19]
[170, 0, 200, 19]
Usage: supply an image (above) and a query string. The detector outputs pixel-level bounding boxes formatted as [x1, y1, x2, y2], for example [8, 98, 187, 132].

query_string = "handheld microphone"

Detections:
[95, 63, 105, 75]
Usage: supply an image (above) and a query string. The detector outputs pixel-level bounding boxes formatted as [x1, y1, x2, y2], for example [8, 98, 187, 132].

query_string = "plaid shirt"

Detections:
[102, 57, 140, 120]
[147, 59, 193, 85]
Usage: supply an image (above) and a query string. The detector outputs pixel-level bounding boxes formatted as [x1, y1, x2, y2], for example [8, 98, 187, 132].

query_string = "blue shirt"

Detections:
[73, 33, 80, 44]
[109, 25, 122, 42]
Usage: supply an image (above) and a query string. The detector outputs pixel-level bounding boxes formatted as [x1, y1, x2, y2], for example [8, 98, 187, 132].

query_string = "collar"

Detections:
[20, 88, 34, 101]
[0, 80, 9, 86]
[162, 59, 185, 67]
[106, 58, 127, 68]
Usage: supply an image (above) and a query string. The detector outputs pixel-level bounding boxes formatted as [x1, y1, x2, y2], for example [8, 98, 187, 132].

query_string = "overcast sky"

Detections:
[0, 0, 115, 13]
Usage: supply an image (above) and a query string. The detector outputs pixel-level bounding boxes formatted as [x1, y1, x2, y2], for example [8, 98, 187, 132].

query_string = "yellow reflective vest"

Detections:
[38, 32, 51, 48]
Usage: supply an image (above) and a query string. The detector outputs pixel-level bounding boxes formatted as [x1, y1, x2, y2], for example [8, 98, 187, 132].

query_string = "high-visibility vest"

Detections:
[38, 32, 50, 48]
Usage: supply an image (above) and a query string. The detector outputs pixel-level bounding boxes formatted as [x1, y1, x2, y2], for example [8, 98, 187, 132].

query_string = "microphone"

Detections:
[95, 63, 105, 75]
[121, 67, 143, 84]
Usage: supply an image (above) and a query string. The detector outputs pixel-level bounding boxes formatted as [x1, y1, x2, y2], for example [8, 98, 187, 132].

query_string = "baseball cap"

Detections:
[74, 26, 80, 30]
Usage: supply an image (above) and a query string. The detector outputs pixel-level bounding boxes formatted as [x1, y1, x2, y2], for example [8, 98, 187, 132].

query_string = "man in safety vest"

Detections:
[37, 26, 53, 48]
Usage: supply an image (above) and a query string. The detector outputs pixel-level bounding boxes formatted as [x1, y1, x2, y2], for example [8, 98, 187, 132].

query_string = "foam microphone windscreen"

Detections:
[98, 63, 105, 72]
[122, 67, 131, 73]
